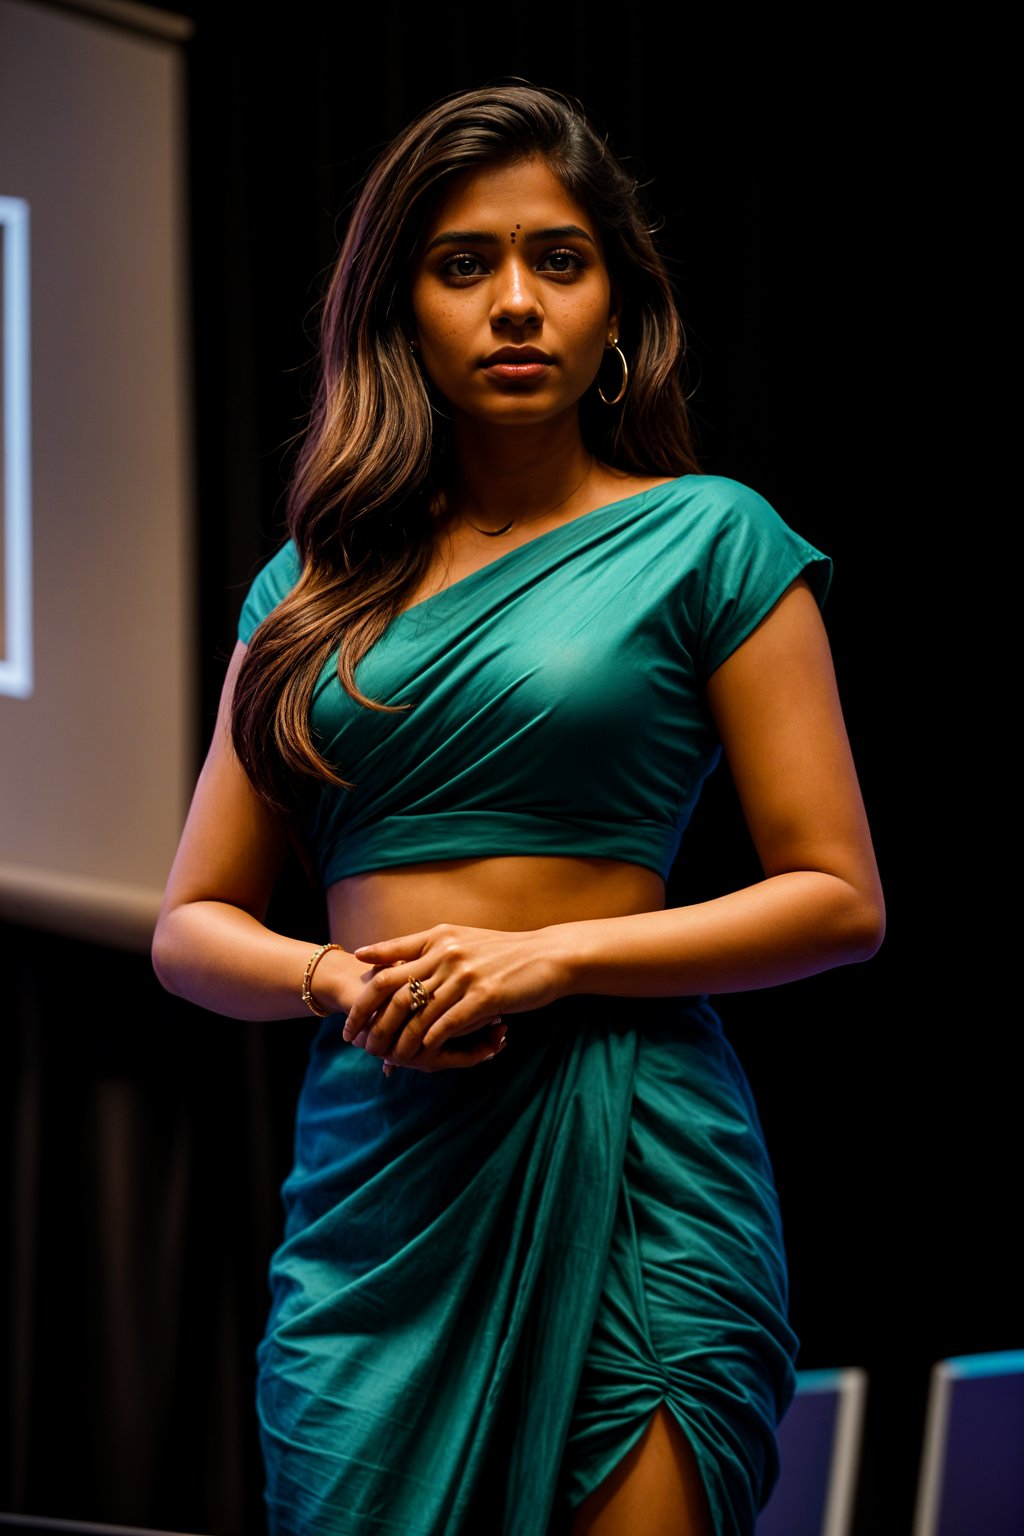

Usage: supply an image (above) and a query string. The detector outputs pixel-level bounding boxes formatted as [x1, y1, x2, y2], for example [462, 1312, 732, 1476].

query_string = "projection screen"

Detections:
[0, 0, 195, 950]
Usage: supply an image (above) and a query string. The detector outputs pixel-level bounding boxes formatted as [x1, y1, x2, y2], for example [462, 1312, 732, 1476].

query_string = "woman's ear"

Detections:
[607, 287, 622, 340]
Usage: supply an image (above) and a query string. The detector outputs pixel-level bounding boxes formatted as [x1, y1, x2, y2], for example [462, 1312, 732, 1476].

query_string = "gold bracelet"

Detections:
[301, 941, 344, 1018]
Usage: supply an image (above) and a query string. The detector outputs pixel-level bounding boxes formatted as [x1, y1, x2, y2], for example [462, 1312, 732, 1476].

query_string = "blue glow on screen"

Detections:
[1, 194, 31, 698]
[946, 1349, 1024, 1379]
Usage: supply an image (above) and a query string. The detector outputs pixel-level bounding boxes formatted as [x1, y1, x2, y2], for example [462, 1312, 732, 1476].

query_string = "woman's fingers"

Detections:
[353, 934, 428, 968]
[343, 966, 440, 1059]
[345, 972, 508, 1072]
[342, 963, 420, 1042]
[419, 993, 506, 1049]
[343, 924, 538, 1062]
[368, 975, 437, 1059]
[353, 974, 502, 1062]
[384, 1019, 508, 1075]
[344, 927, 471, 1047]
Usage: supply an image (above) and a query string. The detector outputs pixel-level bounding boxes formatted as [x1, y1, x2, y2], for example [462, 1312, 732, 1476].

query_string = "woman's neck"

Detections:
[445, 420, 598, 534]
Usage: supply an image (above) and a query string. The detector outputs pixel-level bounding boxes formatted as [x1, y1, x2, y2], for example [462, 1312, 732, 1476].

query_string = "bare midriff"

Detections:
[326, 856, 665, 950]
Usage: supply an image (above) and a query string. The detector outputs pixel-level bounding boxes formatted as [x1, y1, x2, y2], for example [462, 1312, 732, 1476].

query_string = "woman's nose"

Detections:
[490, 259, 543, 327]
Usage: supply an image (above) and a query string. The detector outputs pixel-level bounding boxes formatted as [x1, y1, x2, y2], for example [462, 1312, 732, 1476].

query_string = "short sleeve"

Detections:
[237, 540, 302, 644]
[696, 479, 832, 679]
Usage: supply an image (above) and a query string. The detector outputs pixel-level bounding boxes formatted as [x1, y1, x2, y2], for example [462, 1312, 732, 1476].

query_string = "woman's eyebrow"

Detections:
[423, 229, 498, 251]
[525, 225, 596, 245]
[423, 224, 597, 253]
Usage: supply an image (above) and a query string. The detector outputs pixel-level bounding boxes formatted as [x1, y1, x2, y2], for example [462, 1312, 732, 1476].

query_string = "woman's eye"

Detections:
[440, 253, 486, 279]
[539, 248, 586, 274]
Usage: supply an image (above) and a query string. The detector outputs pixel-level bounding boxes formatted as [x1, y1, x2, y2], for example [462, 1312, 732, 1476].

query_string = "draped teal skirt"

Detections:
[256, 996, 797, 1535]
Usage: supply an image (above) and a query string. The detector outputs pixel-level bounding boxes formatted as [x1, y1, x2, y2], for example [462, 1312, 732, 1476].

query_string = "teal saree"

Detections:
[243, 476, 825, 1533]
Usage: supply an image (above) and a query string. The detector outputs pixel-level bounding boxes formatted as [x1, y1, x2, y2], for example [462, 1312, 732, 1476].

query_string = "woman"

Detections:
[152, 81, 884, 1536]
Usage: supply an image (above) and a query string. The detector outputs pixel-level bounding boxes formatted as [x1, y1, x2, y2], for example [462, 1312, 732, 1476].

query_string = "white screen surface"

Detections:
[0, 0, 195, 950]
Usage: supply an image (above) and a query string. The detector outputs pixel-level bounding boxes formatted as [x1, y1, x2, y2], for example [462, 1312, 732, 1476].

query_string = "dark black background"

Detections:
[1, 5, 1012, 1534]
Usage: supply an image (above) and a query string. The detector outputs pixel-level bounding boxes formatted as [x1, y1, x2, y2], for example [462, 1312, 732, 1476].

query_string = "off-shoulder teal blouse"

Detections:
[238, 475, 830, 888]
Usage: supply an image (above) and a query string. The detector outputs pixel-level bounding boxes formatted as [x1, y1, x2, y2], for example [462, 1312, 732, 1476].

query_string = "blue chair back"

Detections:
[912, 1349, 1024, 1536]
[758, 1366, 867, 1536]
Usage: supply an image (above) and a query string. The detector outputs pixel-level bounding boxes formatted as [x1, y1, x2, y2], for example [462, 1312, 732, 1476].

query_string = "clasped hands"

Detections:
[341, 923, 560, 1074]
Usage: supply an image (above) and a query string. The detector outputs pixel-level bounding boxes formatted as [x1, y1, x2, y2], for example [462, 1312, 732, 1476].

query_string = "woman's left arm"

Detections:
[348, 577, 885, 1063]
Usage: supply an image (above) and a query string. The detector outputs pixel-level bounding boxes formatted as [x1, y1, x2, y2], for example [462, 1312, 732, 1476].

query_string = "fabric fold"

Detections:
[258, 1006, 638, 1534]
[257, 999, 797, 1535]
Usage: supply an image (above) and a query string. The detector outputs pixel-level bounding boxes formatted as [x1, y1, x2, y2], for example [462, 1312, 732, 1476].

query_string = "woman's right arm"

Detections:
[151, 641, 367, 1021]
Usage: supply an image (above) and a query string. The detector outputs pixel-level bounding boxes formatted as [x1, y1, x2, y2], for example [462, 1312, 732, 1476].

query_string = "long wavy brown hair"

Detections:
[232, 80, 701, 821]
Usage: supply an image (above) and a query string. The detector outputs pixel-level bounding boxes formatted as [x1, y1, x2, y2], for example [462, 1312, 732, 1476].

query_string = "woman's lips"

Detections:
[480, 350, 554, 382]
[484, 361, 551, 380]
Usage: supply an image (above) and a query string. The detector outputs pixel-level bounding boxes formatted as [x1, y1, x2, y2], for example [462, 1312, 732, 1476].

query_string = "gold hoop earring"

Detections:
[598, 340, 629, 406]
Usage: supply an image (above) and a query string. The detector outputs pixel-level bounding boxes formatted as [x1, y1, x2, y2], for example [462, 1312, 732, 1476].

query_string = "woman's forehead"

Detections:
[421, 157, 596, 240]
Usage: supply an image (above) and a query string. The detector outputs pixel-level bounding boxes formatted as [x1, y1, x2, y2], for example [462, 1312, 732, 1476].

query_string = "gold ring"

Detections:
[408, 977, 430, 1013]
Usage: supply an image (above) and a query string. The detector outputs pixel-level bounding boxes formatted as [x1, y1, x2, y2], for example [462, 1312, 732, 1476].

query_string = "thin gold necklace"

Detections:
[462, 456, 595, 538]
